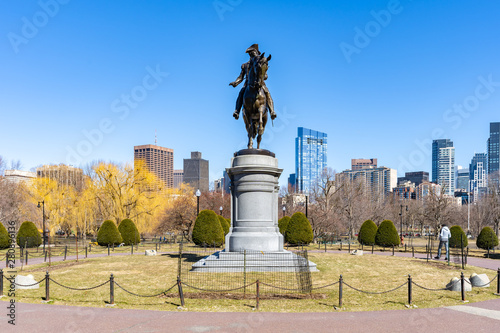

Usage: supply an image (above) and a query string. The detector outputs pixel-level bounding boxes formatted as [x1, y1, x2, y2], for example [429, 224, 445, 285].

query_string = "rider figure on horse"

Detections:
[230, 44, 276, 121]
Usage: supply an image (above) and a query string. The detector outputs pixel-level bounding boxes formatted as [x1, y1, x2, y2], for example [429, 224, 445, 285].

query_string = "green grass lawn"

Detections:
[2, 251, 498, 312]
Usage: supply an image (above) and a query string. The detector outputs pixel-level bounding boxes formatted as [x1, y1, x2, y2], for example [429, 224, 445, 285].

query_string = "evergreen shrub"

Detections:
[449, 225, 468, 248]
[278, 216, 291, 235]
[192, 210, 224, 246]
[476, 226, 499, 250]
[118, 219, 140, 245]
[0, 223, 11, 249]
[97, 220, 123, 246]
[16, 221, 42, 248]
[285, 212, 313, 245]
[375, 220, 400, 247]
[218, 215, 230, 236]
[358, 219, 378, 245]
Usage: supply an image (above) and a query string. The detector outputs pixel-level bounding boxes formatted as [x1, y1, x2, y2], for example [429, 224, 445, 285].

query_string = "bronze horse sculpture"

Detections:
[236, 52, 274, 149]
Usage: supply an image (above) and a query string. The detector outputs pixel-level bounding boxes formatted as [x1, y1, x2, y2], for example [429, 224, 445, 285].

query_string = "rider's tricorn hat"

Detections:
[246, 44, 260, 54]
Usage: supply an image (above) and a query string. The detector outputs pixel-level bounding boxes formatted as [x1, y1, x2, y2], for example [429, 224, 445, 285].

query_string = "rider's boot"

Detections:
[265, 90, 277, 120]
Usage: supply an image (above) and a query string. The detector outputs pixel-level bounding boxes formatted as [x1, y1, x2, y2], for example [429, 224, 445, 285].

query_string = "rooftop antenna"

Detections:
[155, 129, 157, 146]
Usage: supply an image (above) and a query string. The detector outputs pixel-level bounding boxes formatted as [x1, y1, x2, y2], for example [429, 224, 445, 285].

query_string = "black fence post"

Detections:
[408, 274, 412, 305]
[177, 276, 185, 307]
[25, 250, 28, 265]
[372, 244, 374, 254]
[108, 244, 110, 256]
[85, 246, 87, 259]
[412, 247, 414, 258]
[131, 244, 133, 255]
[0, 269, 3, 297]
[339, 275, 343, 308]
[45, 271, 50, 301]
[460, 272, 465, 302]
[496, 268, 500, 296]
[64, 246, 67, 261]
[256, 279, 260, 310]
[44, 250, 47, 262]
[392, 245, 395, 256]
[110, 274, 114, 305]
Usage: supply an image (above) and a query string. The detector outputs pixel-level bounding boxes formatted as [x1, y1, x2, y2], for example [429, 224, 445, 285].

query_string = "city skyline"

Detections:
[2, 1, 500, 188]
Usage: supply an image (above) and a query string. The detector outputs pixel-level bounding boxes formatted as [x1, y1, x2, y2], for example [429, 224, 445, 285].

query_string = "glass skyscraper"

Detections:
[432, 139, 455, 196]
[294, 127, 327, 194]
[469, 153, 487, 202]
[487, 122, 500, 180]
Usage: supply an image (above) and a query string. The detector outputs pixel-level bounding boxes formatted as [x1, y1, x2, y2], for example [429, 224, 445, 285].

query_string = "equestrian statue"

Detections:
[230, 44, 276, 149]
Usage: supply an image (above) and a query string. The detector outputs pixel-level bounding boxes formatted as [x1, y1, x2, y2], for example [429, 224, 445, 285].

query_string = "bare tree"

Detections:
[422, 185, 454, 236]
[157, 194, 197, 241]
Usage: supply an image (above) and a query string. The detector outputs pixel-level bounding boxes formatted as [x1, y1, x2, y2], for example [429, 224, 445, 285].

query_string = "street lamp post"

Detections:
[219, 205, 223, 217]
[195, 189, 201, 216]
[305, 195, 308, 218]
[37, 201, 46, 253]
[282, 206, 286, 218]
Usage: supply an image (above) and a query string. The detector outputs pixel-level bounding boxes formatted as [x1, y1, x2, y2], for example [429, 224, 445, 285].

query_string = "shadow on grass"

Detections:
[162, 253, 208, 263]
[483, 253, 500, 259]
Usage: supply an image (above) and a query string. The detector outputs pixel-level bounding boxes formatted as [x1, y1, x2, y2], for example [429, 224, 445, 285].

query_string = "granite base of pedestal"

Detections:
[191, 250, 318, 272]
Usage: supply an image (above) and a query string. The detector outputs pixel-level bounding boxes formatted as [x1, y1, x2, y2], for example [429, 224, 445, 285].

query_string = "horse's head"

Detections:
[249, 53, 271, 88]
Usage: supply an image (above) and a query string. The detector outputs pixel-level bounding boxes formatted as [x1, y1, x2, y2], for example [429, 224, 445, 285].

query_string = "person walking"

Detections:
[434, 224, 451, 260]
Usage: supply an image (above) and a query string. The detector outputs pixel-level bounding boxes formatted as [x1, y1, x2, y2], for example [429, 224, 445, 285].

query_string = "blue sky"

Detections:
[1, 0, 499, 187]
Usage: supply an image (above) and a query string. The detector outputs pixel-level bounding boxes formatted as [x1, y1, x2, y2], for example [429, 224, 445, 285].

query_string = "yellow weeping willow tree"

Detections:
[86, 160, 175, 234]
[26, 161, 183, 236]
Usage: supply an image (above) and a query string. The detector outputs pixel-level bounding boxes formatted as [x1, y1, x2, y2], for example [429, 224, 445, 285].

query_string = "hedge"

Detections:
[476, 227, 499, 250]
[375, 220, 400, 247]
[278, 216, 291, 235]
[285, 212, 313, 245]
[218, 215, 230, 236]
[118, 219, 140, 245]
[16, 221, 42, 248]
[358, 220, 377, 245]
[449, 225, 468, 248]
[97, 220, 123, 246]
[192, 210, 224, 246]
[0, 223, 10, 249]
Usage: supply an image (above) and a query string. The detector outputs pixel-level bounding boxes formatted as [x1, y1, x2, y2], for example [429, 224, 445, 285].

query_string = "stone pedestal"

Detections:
[225, 149, 283, 252]
[192, 149, 317, 272]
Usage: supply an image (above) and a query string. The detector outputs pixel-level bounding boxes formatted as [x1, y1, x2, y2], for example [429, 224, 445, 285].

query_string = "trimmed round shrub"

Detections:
[375, 220, 400, 247]
[218, 215, 230, 236]
[16, 221, 42, 248]
[358, 219, 377, 245]
[118, 219, 140, 245]
[278, 216, 291, 235]
[449, 225, 468, 248]
[476, 227, 499, 250]
[97, 220, 123, 246]
[192, 210, 224, 246]
[0, 223, 11, 249]
[285, 212, 313, 245]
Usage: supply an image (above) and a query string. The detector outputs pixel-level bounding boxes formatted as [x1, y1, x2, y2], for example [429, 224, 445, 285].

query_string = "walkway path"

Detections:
[1, 248, 498, 332]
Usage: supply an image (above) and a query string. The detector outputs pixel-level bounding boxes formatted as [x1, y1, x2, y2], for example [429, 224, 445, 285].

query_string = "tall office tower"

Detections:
[295, 127, 327, 194]
[432, 139, 455, 196]
[351, 158, 377, 170]
[134, 144, 174, 188]
[336, 166, 397, 200]
[173, 170, 184, 188]
[487, 122, 500, 181]
[183, 151, 209, 192]
[469, 153, 488, 202]
[37, 164, 84, 191]
[455, 167, 469, 191]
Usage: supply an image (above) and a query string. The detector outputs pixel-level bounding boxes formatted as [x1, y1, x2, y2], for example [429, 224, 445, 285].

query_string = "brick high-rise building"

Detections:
[37, 164, 84, 191]
[351, 158, 377, 170]
[134, 144, 174, 188]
